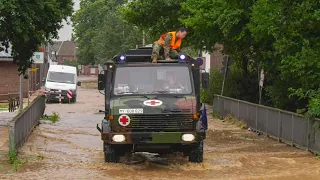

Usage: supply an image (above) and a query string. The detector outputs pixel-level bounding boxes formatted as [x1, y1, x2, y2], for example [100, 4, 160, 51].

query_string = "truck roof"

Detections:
[110, 47, 200, 67]
[48, 64, 77, 74]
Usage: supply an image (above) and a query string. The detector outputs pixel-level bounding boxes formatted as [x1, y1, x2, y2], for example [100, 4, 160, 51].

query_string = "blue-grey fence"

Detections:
[8, 95, 46, 153]
[213, 95, 320, 154]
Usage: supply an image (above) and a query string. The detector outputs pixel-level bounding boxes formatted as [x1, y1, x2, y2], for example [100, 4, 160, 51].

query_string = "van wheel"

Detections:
[188, 141, 203, 163]
[71, 95, 77, 103]
[104, 143, 120, 163]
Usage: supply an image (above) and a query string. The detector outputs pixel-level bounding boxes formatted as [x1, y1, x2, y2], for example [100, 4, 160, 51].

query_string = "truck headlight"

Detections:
[112, 135, 125, 142]
[182, 134, 195, 142]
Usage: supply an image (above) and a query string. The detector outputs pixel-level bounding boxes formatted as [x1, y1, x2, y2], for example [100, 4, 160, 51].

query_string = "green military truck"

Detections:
[96, 47, 209, 163]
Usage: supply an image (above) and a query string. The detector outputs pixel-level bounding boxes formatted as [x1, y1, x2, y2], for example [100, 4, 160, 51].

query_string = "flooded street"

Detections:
[1, 83, 320, 179]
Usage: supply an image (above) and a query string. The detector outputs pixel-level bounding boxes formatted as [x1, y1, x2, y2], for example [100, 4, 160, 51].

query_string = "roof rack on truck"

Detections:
[111, 47, 200, 66]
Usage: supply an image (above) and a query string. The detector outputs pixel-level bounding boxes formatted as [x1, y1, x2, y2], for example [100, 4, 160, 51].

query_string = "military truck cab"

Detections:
[97, 47, 209, 163]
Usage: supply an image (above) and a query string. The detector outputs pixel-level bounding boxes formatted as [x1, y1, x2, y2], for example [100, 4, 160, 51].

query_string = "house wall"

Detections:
[210, 44, 224, 69]
[57, 55, 77, 64]
[81, 65, 99, 75]
[202, 44, 224, 73]
[0, 62, 48, 101]
[0, 62, 28, 100]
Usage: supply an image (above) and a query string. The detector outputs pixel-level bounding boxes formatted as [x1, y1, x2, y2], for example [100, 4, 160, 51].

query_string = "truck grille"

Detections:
[128, 114, 194, 132]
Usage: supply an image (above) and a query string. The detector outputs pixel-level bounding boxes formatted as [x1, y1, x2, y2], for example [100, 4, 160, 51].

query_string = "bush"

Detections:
[201, 66, 246, 104]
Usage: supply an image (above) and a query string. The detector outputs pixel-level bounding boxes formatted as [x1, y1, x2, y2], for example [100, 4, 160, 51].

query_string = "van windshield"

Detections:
[113, 66, 192, 95]
[47, 72, 75, 84]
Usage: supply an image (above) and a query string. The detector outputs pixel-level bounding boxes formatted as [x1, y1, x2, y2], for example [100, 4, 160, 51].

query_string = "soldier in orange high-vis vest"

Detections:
[151, 27, 188, 63]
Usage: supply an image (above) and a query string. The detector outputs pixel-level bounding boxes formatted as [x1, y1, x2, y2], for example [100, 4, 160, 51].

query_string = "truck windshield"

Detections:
[113, 66, 192, 95]
[47, 72, 75, 84]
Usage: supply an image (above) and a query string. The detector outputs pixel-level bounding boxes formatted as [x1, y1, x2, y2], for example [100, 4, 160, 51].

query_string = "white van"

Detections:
[44, 64, 81, 103]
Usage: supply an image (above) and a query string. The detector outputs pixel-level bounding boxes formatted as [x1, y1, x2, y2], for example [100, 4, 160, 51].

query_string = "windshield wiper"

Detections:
[149, 91, 186, 99]
[152, 91, 170, 94]
[116, 92, 150, 99]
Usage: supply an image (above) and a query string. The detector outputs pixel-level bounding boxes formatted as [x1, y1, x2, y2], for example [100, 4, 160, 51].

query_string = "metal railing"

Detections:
[8, 95, 46, 152]
[213, 95, 320, 154]
[0, 93, 20, 112]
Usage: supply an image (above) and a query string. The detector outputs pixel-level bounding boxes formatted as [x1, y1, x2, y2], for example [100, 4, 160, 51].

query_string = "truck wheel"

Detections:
[104, 143, 120, 163]
[188, 141, 203, 163]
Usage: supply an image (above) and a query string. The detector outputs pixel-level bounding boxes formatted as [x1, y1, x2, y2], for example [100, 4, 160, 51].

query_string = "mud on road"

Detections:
[1, 85, 320, 180]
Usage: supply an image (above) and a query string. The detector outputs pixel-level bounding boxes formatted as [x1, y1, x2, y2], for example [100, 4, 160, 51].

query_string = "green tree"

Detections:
[111, 0, 320, 117]
[181, 0, 261, 103]
[248, 0, 320, 115]
[120, 0, 184, 37]
[121, 0, 261, 103]
[72, 0, 146, 65]
[0, 0, 73, 76]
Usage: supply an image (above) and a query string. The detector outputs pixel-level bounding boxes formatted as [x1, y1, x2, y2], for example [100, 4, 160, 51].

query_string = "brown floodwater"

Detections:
[1, 85, 320, 180]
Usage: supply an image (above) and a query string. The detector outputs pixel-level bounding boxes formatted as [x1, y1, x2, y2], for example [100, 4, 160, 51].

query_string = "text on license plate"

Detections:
[119, 108, 143, 114]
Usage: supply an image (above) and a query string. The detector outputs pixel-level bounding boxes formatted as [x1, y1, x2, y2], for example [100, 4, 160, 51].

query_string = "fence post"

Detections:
[278, 111, 281, 142]
[9, 122, 15, 153]
[246, 102, 249, 124]
[217, 96, 220, 116]
[266, 109, 269, 137]
[307, 119, 310, 151]
[256, 106, 258, 130]
[237, 101, 240, 119]
[291, 114, 294, 147]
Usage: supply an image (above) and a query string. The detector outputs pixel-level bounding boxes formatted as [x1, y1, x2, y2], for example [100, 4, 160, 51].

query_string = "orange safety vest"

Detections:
[156, 31, 182, 50]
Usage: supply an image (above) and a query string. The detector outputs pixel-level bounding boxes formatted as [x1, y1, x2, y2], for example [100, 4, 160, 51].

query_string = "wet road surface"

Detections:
[1, 85, 320, 179]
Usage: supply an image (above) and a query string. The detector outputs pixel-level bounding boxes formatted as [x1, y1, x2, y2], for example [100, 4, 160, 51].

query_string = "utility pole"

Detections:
[142, 30, 145, 46]
[19, 73, 23, 109]
[220, 56, 229, 96]
[220, 55, 233, 96]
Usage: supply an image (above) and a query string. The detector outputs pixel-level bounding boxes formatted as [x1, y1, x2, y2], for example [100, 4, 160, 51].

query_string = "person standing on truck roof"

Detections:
[151, 27, 188, 63]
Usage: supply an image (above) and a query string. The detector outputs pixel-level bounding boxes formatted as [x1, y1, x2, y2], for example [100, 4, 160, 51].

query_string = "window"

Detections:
[47, 72, 75, 84]
[90, 68, 96, 74]
[113, 66, 192, 95]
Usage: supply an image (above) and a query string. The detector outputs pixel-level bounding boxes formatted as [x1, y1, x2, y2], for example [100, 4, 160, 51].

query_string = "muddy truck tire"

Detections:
[188, 141, 204, 163]
[104, 143, 120, 163]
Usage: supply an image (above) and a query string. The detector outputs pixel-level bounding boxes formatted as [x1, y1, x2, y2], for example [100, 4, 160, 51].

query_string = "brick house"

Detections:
[0, 46, 49, 101]
[0, 51, 28, 101]
[53, 40, 99, 75]
[81, 64, 100, 75]
[201, 44, 225, 73]
[56, 40, 77, 64]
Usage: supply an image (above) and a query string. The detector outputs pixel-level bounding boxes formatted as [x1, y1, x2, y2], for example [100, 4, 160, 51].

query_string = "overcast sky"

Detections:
[56, 0, 80, 41]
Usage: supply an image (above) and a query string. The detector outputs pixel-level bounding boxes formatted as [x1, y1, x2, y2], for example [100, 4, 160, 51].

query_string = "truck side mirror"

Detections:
[201, 72, 209, 89]
[98, 74, 105, 90]
[77, 81, 81, 86]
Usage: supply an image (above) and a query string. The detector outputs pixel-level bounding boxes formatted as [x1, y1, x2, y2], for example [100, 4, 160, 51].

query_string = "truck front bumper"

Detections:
[97, 124, 206, 144]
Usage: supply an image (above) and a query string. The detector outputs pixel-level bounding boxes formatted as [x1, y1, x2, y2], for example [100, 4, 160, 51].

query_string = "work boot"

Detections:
[152, 55, 157, 63]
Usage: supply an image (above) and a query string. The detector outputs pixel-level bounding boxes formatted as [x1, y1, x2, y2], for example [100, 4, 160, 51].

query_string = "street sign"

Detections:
[222, 55, 232, 66]
[67, 90, 72, 99]
[196, 57, 203, 66]
[32, 52, 44, 64]
[194, 57, 206, 69]
[30, 68, 38, 72]
[220, 67, 231, 76]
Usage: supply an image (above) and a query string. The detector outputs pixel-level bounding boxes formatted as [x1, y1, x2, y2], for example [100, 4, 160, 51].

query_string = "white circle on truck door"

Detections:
[143, 99, 163, 107]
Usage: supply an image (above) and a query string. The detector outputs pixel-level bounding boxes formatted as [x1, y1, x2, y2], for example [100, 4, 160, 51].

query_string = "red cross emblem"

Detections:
[118, 115, 130, 126]
[143, 99, 163, 106]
